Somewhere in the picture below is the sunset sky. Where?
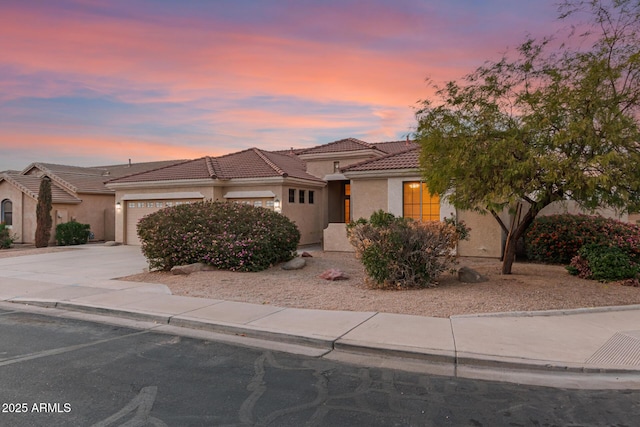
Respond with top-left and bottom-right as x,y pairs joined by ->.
0,0 -> 564,171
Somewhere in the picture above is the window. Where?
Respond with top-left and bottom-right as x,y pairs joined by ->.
309,191 -> 314,204
1,199 -> 12,226
137,202 -> 145,208
344,183 -> 350,223
156,202 -> 163,208
147,202 -> 154,208
128,202 -> 136,208
299,190 -> 305,203
288,189 -> 295,203
266,200 -> 275,208
403,182 -> 440,221
254,201 -> 263,207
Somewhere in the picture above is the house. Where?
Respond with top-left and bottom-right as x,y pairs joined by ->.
0,160 -> 182,244
6,136 -> 629,255
106,138 -> 417,246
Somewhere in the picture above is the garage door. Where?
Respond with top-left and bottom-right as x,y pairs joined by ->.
123,193 -> 204,245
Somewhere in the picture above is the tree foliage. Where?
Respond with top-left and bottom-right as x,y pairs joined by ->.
35,176 -> 53,248
415,0 -> 640,274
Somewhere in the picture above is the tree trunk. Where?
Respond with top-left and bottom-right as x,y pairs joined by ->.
501,232 -> 519,274
500,201 -> 542,275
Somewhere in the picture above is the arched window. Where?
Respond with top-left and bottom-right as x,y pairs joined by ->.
1,199 -> 12,226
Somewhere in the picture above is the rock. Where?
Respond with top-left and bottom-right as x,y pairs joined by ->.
281,257 -> 306,270
457,266 -> 488,283
103,241 -> 119,246
301,251 -> 313,258
171,263 -> 215,275
319,268 -> 350,281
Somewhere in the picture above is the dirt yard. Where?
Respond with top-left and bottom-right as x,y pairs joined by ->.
121,251 -> 640,318
2,245 -> 638,318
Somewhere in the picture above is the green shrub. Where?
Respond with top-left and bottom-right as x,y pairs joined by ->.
0,223 -> 14,249
567,244 -> 638,281
55,220 -> 91,246
137,201 -> 300,272
525,214 -> 640,264
347,211 -> 468,289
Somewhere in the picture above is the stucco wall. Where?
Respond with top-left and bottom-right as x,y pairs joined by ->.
350,179 -> 388,220
305,156 -> 375,179
282,185 -> 324,245
456,210 -> 504,258
61,193 -> 115,241
0,181 -> 27,242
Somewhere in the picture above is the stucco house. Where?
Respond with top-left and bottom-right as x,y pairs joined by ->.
5,137 -> 629,255
106,138 -> 420,247
0,160 -> 182,244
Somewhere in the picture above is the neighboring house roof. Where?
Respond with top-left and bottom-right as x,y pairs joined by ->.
341,146 -> 420,173
108,147 -> 325,184
18,160 -> 185,195
0,172 -> 81,204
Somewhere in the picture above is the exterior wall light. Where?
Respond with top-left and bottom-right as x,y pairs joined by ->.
274,198 -> 281,213
116,201 -> 122,210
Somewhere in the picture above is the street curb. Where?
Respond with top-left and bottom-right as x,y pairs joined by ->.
5,299 -> 640,377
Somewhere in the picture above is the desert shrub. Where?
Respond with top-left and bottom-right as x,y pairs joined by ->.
55,220 -> 91,246
347,210 -> 468,289
137,201 -> 300,272
526,214 -> 640,264
567,244 -> 638,281
0,223 -> 14,249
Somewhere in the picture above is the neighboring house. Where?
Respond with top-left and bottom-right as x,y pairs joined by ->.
0,160 -> 182,244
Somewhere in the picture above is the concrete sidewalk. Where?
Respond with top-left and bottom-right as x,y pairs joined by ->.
1,244 -> 640,389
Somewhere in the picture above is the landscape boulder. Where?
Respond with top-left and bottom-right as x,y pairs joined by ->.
281,257 -> 306,270
171,262 -> 216,275
457,266 -> 488,283
319,268 -> 349,281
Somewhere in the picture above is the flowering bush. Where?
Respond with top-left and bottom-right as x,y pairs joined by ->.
525,214 -> 640,264
347,210 -> 468,289
137,201 -> 300,271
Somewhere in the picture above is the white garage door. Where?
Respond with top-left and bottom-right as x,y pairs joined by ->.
123,193 -> 204,245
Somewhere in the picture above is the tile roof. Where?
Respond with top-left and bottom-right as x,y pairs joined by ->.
23,161 -> 185,194
296,138 -> 378,155
341,146 -> 420,172
108,148 -> 324,184
0,172 -> 81,204
371,140 -> 418,154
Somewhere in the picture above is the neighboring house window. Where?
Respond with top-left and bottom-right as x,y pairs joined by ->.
309,191 -> 314,204
299,190 -> 305,203
1,199 -> 12,226
403,182 -> 440,221
289,189 -> 295,203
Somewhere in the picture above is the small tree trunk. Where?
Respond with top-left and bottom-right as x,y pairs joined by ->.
501,233 -> 518,274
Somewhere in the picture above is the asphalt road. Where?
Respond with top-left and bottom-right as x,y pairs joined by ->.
1,308 -> 639,426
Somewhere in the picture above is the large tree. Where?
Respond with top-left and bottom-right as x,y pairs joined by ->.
415,0 -> 640,274
35,176 -> 53,248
